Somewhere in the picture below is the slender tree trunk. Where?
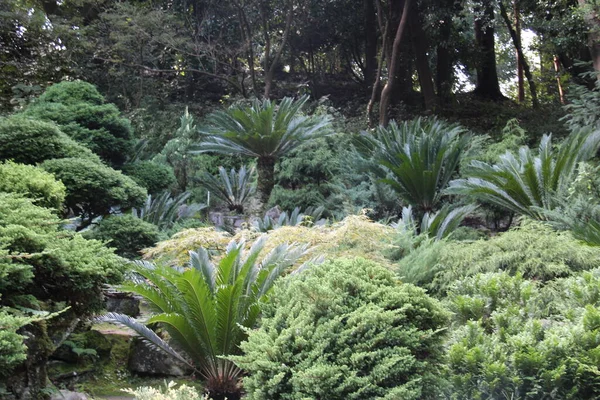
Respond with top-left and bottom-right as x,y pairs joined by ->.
379,0 -> 412,126
514,0 -> 525,102
236,2 -> 258,96
364,0 -> 378,91
473,1 -> 504,100
367,0 -> 388,127
578,0 -> 600,79
410,6 -> 436,111
263,0 -> 294,98
553,55 -> 566,104
499,1 -> 539,107
257,156 -> 276,208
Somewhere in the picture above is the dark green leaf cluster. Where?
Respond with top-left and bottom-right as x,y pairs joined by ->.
41,157 -> 147,225
0,115 -> 100,165
122,161 -> 177,195
24,81 -> 134,166
84,214 -> 161,259
234,258 -> 449,400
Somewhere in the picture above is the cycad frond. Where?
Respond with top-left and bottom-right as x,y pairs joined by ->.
197,165 -> 256,213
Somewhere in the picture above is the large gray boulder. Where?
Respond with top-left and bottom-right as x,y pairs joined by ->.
127,338 -> 193,377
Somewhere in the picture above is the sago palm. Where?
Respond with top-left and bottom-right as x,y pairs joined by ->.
101,237 -> 309,399
447,130 -> 600,220
132,191 -> 205,230
197,165 -> 256,214
354,117 -> 470,213
192,96 -> 332,205
394,204 -> 477,240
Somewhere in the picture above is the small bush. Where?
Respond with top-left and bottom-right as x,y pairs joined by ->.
85,215 -> 161,259
0,161 -> 66,210
124,381 -> 206,400
122,161 -> 176,195
234,258 -> 449,400
0,115 -> 100,164
41,158 -> 147,226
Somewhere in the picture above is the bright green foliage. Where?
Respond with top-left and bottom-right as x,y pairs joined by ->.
132,191 -> 205,231
446,271 -> 600,399
102,237 -> 309,398
122,161 -> 177,195
198,165 -> 256,213
448,130 -> 600,219
124,381 -> 207,400
433,221 -> 600,294
84,215 -> 161,259
194,96 -> 332,204
354,117 -> 470,213
234,258 -> 449,400
0,115 -> 100,164
0,161 -> 66,210
41,157 -> 147,227
0,311 -> 30,379
24,81 -> 134,166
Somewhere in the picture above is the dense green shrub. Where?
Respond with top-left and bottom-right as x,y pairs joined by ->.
446,271 -> 600,399
426,221 -> 600,294
0,193 -> 124,392
0,161 -> 66,210
122,161 -> 176,195
234,258 -> 449,400
0,115 -> 100,164
85,215 -> 160,259
24,81 -> 134,166
41,158 -> 147,227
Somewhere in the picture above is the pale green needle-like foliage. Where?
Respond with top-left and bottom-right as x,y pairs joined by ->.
101,237 -> 309,397
192,96 -> 332,204
197,165 -> 256,213
448,130 -> 600,220
355,117 -> 470,213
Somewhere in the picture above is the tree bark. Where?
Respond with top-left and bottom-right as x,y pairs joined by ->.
257,156 -> 276,208
364,0 -> 379,91
514,0 -> 525,102
499,0 -> 539,107
367,0 -> 388,127
473,1 -> 504,100
578,0 -> 600,79
379,0 -> 412,126
410,6 -> 436,111
263,0 -> 294,98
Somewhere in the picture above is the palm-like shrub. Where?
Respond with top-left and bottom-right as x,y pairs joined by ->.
448,130 -> 600,220
132,191 -> 205,231
197,165 -> 256,213
394,204 -> 476,240
193,96 -> 332,205
101,237 -> 309,399
354,118 -> 470,213
253,206 -> 325,232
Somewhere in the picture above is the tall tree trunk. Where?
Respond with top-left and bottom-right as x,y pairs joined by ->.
235,1 -> 258,96
498,0 -> 539,107
367,0 -> 388,127
554,55 -> 566,104
364,0 -> 378,92
473,1 -> 504,100
578,0 -> 600,79
379,0 -> 412,126
514,0 -> 525,102
257,156 -> 276,208
410,6 -> 436,111
263,0 -> 294,98
436,10 -> 454,105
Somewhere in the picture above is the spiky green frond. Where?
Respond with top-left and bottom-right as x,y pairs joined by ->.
192,96 -> 332,159
448,130 -> 600,219
132,191 -> 205,230
355,117 -> 470,212
394,204 -> 476,240
197,165 -> 256,213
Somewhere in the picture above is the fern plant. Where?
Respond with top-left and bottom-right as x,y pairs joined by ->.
101,237 -> 309,399
354,117 -> 470,213
132,191 -> 205,230
448,130 -> 600,220
197,165 -> 256,214
192,96 -> 332,205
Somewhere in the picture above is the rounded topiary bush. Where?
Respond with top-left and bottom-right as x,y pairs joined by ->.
0,115 -> 100,164
122,161 -> 176,195
0,161 -> 66,210
85,214 -> 160,259
234,258 -> 449,400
